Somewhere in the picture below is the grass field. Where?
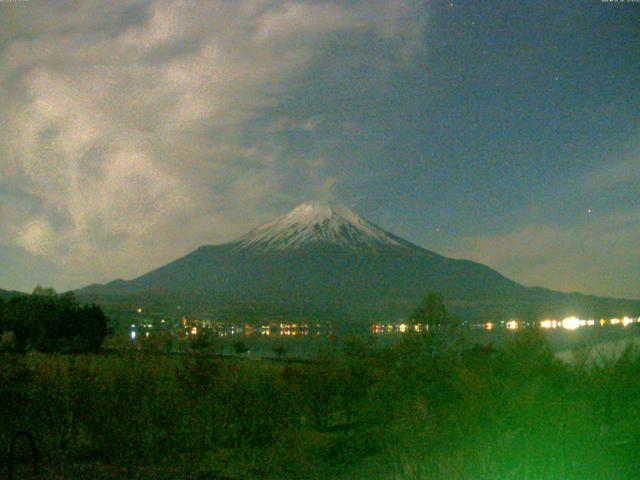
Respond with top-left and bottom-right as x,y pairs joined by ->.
2,326 -> 640,479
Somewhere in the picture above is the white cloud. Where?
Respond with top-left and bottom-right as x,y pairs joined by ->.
0,0 -> 426,288
18,218 -> 56,256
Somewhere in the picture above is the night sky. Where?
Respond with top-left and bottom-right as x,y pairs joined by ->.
1,0 -> 639,298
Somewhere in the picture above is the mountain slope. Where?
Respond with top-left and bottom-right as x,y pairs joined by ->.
78,201 -> 640,325
0,288 -> 26,302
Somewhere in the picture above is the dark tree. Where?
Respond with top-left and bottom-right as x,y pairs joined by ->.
233,339 -> 249,356
0,296 -> 4,334
32,285 -> 57,297
410,292 -> 454,328
188,331 -> 221,354
1,288 -> 110,353
72,303 -> 110,353
272,343 -> 288,358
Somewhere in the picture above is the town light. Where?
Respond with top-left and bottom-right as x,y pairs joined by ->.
561,316 -> 581,330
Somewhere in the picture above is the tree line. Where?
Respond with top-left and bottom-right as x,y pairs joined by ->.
0,286 -> 110,353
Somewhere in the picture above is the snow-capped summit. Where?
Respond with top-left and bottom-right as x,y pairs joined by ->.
233,200 -> 406,251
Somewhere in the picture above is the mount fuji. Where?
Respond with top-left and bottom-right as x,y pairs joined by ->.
78,201 -> 640,326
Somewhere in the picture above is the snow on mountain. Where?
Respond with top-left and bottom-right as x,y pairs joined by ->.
233,201 -> 406,251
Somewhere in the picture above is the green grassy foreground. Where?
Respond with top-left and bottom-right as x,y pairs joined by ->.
1,329 -> 640,479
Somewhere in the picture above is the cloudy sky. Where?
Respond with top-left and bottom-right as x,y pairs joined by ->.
1,0 -> 639,299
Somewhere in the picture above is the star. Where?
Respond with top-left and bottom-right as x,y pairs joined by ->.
587,208 -> 592,214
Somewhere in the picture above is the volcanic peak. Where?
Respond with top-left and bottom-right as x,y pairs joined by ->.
233,200 -> 405,251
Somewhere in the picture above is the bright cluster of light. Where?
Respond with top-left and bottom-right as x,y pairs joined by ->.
540,319 -> 557,329
561,316 -> 582,330
609,317 -> 635,326
539,316 -> 637,330
371,315 -> 639,334
371,323 -> 426,334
